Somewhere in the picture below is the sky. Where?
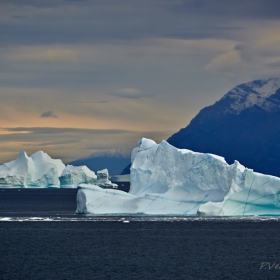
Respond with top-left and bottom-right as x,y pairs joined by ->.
0,0 -> 280,163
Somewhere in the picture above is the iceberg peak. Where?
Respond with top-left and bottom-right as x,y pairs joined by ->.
15,150 -> 29,162
137,138 -> 156,150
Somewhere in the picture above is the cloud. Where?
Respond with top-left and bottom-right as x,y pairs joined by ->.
3,0 -> 278,48
40,110 -> 58,118
108,88 -> 156,99
4,127 -> 129,135
3,46 -> 78,63
267,61 -> 280,68
203,21 -> 280,83
66,100 -> 109,104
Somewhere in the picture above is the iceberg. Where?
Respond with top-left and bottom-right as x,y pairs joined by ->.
76,138 -> 280,216
59,165 -> 97,188
96,169 -> 118,189
75,138 -> 238,214
0,151 -> 118,189
0,150 -> 65,188
59,166 -> 117,189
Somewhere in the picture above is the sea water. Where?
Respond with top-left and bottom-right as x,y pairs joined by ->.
0,188 -> 280,279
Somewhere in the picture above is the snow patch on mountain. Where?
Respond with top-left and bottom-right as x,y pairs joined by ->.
222,78 -> 280,114
90,148 -> 132,158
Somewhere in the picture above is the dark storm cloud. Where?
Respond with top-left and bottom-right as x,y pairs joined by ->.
2,0 -> 280,47
40,110 -> 58,118
172,0 -> 280,21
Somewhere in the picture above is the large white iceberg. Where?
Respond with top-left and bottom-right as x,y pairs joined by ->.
76,138 -> 280,216
0,151 -> 65,188
74,139 -> 233,214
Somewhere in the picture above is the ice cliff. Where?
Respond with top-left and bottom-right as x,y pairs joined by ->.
198,169 -> 280,216
76,138 -> 280,216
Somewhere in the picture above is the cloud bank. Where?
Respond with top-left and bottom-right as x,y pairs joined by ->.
0,0 -> 280,162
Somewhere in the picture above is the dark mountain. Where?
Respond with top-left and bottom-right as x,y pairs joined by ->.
168,78 -> 280,177
120,164 -> 131,175
69,149 -> 131,176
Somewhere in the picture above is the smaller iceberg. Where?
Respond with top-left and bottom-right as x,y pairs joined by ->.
0,151 -> 118,189
96,169 -> 118,189
59,166 -> 117,189
59,165 -> 97,188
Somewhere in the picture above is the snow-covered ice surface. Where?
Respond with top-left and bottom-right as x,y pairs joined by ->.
76,138 -> 280,216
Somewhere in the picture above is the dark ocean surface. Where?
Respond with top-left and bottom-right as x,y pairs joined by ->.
1,187 -> 280,279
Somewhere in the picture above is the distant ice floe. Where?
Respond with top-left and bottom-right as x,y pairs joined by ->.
76,138 -> 280,216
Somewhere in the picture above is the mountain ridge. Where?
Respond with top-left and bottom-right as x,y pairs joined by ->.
168,78 -> 280,177
69,149 -> 131,176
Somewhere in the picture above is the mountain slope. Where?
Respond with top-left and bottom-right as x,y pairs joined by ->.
168,78 -> 280,177
69,149 -> 131,176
